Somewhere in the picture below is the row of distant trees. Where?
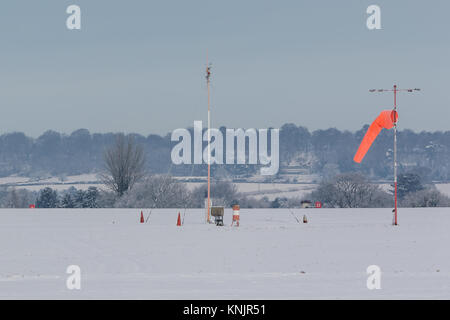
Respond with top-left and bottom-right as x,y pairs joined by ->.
0,124 -> 449,180
264,172 -> 450,209
309,172 -> 450,208
0,133 -> 449,209
2,172 -> 449,209
0,186 -> 106,209
280,124 -> 450,182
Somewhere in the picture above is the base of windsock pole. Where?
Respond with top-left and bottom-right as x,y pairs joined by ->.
231,205 -> 240,227
140,211 -> 144,223
177,212 -> 182,226
303,215 -> 308,224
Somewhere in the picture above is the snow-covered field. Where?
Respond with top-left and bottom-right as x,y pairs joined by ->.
1,208 -> 449,299
0,174 -> 101,191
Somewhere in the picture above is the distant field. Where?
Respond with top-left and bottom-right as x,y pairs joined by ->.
1,175 -> 450,200
0,175 -> 317,199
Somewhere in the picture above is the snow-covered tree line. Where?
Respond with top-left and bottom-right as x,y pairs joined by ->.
0,186 -> 106,209
1,172 -> 448,209
0,125 -> 450,181
306,172 -> 450,208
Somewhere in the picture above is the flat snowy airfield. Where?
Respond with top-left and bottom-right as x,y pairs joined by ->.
0,208 -> 449,299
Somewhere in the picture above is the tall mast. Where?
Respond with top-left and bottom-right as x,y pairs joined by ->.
206,53 -> 211,223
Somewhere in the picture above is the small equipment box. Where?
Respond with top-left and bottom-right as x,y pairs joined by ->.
210,206 -> 225,226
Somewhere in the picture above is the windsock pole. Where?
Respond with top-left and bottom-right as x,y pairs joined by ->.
369,85 -> 420,226
393,85 -> 398,226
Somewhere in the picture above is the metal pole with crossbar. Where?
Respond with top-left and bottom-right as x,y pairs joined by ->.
369,85 -> 420,225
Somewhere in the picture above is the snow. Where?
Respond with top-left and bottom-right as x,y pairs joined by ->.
0,174 -> 103,191
185,182 -> 317,200
436,184 -> 450,197
1,208 -> 449,299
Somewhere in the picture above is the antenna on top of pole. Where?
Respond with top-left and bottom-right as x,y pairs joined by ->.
369,85 -> 421,226
206,63 -> 211,84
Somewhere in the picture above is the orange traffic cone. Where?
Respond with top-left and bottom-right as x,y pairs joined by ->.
177,212 -> 182,226
140,211 -> 144,223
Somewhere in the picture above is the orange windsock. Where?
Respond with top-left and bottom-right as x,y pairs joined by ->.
353,110 -> 398,163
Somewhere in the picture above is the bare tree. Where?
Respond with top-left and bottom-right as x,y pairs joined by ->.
102,134 -> 146,197
402,188 -> 450,207
5,188 -> 36,208
115,175 -> 192,208
311,173 -> 391,208
191,180 -> 240,207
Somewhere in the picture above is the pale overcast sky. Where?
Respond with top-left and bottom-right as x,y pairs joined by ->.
0,0 -> 449,137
